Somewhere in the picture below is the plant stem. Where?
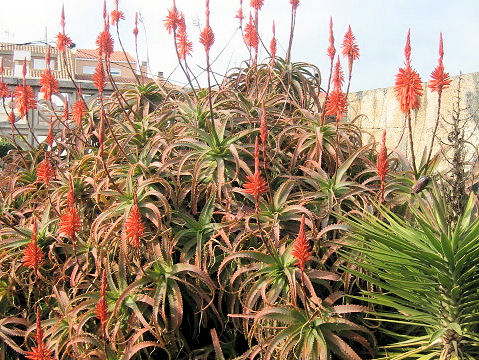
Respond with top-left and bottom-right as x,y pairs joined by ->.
426,94 -> 442,168
407,111 -> 418,177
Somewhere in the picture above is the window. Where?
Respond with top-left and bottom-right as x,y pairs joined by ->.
33,58 -> 46,70
110,68 -> 121,76
14,63 -> 28,77
82,66 -> 95,75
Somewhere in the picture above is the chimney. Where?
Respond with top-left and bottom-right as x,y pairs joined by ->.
140,61 -> 147,78
157,71 -> 164,81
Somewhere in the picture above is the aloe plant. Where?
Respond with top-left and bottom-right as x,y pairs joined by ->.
344,182 -> 479,359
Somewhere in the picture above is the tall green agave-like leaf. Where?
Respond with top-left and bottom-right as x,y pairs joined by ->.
343,182 -> 479,359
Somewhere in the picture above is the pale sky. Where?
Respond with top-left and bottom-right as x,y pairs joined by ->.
1,0 -> 478,92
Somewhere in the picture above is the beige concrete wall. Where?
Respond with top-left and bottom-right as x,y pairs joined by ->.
347,72 -> 479,167
75,58 -> 137,79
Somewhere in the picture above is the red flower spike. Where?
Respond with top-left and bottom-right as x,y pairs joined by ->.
46,122 -> 54,148
270,21 -> 277,61
125,194 -> 145,248
37,153 -> 54,185
291,214 -> 312,272
250,0 -> 264,10
56,33 -> 73,52
110,0 -> 124,26
8,95 -> 15,125
341,25 -> 359,75
332,57 -> 344,91
325,89 -> 347,121
164,2 -> 183,34
93,57 -> 105,95
438,32 -> 444,61
59,177 -> 81,239
429,33 -> 451,96
177,18 -> 193,60
22,220 -> 44,274
404,29 -> 411,66
200,0 -> 215,53
133,12 -> 139,39
96,269 -> 108,335
72,99 -> 86,126
22,58 -> 27,85
244,13 -> 259,50
377,130 -> 388,202
290,0 -> 299,10
96,30 -> 114,59
14,85 -> 36,119
60,5 -> 66,31
327,16 -> 335,61
236,0 -> 244,25
243,137 -> 268,209
25,307 -> 54,360
39,70 -> 58,102
59,207 -> 81,239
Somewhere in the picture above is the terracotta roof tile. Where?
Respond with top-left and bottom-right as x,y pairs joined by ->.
74,49 -> 136,63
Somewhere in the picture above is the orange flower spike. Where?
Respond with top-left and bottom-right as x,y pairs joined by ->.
22,220 -> 44,275
327,16 -> 336,61
37,153 -> 55,186
341,25 -> 359,76
14,67 -> 37,119
394,30 -> 423,114
93,57 -> 105,95
377,130 -> 388,202
270,21 -> 277,61
133,12 -> 139,40
56,5 -> 73,52
250,0 -> 264,10
164,0 -> 183,34
8,94 -> 15,126
125,193 -> 145,248
429,33 -> 451,96
200,0 -> 215,52
236,0 -> 244,26
46,121 -> 54,148
244,13 -> 259,50
25,307 -> 54,360
332,57 -> 344,91
0,58 -> 9,98
110,0 -> 124,26
177,17 -> 193,60
291,215 -> 312,272
95,269 -> 108,336
59,177 -> 81,239
39,48 -> 59,101
243,137 -> 268,209
96,29 -> 114,60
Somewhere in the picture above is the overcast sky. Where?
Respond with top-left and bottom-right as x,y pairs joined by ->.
1,0 -> 478,92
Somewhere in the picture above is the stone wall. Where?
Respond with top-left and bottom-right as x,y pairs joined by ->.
347,72 -> 479,168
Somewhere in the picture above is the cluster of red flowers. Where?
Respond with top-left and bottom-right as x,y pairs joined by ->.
0,58 -> 9,98
164,2 -> 183,35
22,220 -> 44,276
290,0 -> 300,10
200,0 -> 215,53
291,214 -> 312,272
236,0 -> 244,26
125,193 -> 145,248
93,57 -> 106,95
250,0 -> 264,11
25,308 -> 54,360
177,19 -> 193,60
394,30 -> 423,114
59,177 -> 82,240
